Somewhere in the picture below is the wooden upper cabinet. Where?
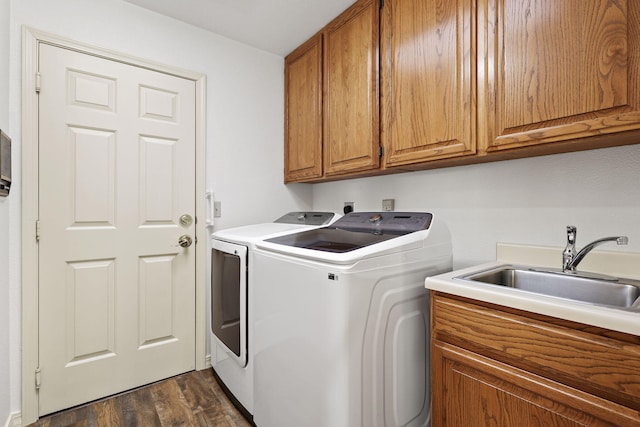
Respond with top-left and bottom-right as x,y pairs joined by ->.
285,0 -> 640,183
284,34 -> 323,183
381,0 -> 476,167
481,0 -> 640,152
323,0 -> 380,176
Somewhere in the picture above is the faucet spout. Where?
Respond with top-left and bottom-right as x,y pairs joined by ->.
563,229 -> 628,272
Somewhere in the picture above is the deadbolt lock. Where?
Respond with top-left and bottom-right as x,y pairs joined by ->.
179,214 -> 193,227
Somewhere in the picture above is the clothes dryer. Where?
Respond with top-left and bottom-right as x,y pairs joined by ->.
209,211 -> 340,418
252,212 -> 452,427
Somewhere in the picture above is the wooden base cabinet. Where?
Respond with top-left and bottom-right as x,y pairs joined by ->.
431,293 -> 640,427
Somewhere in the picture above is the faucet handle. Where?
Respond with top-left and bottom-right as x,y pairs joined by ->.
563,225 -> 577,271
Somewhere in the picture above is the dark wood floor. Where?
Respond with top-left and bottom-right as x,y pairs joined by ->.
29,369 -> 253,427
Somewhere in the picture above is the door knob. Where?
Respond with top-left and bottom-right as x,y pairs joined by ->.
178,235 -> 193,248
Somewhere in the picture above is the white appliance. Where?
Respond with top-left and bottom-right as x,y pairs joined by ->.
209,211 -> 340,418
252,212 -> 452,427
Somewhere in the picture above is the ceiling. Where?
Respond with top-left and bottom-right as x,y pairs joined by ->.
124,0 -> 358,57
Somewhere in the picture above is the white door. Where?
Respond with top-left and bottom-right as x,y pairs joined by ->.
37,43 -> 196,415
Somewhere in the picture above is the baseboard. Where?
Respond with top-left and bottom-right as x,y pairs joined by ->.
205,354 -> 212,369
4,412 -> 21,427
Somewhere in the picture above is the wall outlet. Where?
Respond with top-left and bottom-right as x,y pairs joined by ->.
214,201 -> 222,217
344,201 -> 354,214
382,199 -> 395,211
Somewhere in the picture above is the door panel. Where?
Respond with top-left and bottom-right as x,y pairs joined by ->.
381,0 -> 476,166
138,254 -> 179,347
483,0 -> 640,151
284,34 -> 324,182
65,259 -> 116,365
38,43 -> 196,415
323,0 -> 380,176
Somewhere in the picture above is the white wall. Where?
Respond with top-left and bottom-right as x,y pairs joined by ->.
313,144 -> 640,269
5,0 -> 640,423
6,0 -> 311,419
1,0 -> 12,423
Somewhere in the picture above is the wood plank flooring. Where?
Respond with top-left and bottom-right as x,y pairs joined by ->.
28,369 -> 253,427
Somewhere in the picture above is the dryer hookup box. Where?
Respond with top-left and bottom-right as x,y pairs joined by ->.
0,130 -> 11,196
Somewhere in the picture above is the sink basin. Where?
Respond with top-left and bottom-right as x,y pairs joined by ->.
457,266 -> 640,309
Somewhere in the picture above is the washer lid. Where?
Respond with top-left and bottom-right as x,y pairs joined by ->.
263,212 -> 433,253
211,211 -> 341,245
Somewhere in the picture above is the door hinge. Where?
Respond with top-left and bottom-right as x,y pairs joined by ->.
35,367 -> 41,390
379,0 -> 384,9
379,145 -> 384,157
35,72 -> 41,93
35,220 -> 41,242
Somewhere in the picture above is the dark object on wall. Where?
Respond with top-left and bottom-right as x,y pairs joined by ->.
0,130 -> 11,196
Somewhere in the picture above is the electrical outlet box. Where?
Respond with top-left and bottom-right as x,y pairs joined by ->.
382,199 -> 395,211
344,202 -> 354,214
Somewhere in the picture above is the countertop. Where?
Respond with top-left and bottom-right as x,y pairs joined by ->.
425,243 -> 640,336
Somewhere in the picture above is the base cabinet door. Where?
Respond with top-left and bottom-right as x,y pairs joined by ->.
432,341 -> 640,427
431,293 -> 640,427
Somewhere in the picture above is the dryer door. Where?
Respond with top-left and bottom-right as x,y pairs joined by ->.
211,239 -> 248,367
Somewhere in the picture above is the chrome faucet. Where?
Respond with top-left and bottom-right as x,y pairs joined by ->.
562,226 -> 577,271
562,225 -> 628,272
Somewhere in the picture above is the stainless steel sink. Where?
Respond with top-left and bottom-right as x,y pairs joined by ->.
457,266 -> 640,309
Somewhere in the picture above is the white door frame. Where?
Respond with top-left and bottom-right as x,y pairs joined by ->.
21,27 -> 208,425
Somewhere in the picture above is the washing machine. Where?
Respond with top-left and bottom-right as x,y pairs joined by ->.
209,211 -> 340,418
252,212 -> 452,427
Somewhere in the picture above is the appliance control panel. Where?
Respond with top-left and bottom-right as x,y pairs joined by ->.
274,211 -> 337,226
332,212 -> 433,234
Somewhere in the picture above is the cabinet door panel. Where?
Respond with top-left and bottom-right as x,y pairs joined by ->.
483,0 -> 640,151
324,0 -> 380,176
284,35 -> 323,182
432,293 -> 640,411
382,0 -> 476,167
432,341 -> 640,427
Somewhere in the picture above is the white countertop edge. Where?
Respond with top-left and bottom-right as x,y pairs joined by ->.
425,261 -> 640,337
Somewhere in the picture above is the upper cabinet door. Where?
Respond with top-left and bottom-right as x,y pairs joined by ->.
482,0 -> 640,152
382,0 -> 476,167
323,0 -> 380,177
284,34 -> 324,183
